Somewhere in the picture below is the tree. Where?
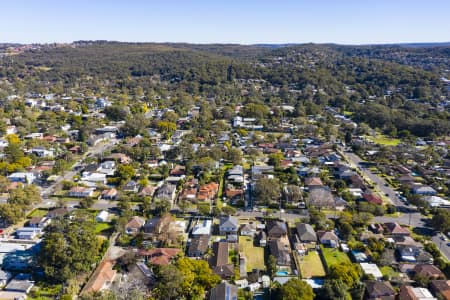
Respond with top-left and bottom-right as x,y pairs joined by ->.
0,203 -> 24,225
255,177 -> 280,206
267,255 -> 277,278
320,279 -> 348,300
329,263 -> 362,288
268,152 -> 284,168
227,148 -> 243,165
279,278 -> 314,300
431,209 -> 450,233
175,257 -> 220,299
39,219 -> 101,282
155,264 -> 184,300
103,106 -> 129,121
283,185 -> 303,204
115,165 -> 135,185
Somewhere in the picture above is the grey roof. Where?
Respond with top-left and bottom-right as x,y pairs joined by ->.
5,279 -> 34,293
296,223 -> 317,242
220,216 -> 238,228
210,282 -> 238,300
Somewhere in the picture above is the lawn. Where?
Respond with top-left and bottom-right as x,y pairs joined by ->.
366,134 -> 401,146
299,251 -> 326,278
29,283 -> 62,300
27,208 -> 49,218
95,222 -> 113,235
380,266 -> 399,279
321,246 -> 351,268
239,236 -> 265,272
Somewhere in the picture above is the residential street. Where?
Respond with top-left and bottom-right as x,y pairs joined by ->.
340,148 -> 449,259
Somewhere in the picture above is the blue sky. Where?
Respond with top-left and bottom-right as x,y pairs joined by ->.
1,0 -> 449,44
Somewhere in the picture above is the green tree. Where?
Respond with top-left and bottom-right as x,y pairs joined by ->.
267,255 -> 277,278
320,279 -> 348,300
431,209 -> 450,233
115,165 -> 135,185
154,264 -> 184,300
268,152 -> 284,168
279,278 -> 314,300
39,219 -> 101,282
329,263 -> 362,288
255,177 -> 280,206
227,148 -> 243,165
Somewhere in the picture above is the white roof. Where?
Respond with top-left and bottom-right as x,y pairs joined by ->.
192,220 -> 212,235
409,287 -> 436,300
360,263 -> 383,279
96,210 -> 109,219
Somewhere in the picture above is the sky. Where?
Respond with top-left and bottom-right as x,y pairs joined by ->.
1,0 -> 449,45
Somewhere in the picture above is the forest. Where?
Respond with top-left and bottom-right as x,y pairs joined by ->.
1,41 -> 449,137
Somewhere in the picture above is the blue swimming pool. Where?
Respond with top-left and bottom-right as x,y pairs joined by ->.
275,271 -> 289,276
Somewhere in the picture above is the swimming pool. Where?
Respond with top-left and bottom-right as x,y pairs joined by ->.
275,271 -> 289,276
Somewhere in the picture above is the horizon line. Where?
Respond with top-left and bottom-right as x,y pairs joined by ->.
2,40 -> 450,47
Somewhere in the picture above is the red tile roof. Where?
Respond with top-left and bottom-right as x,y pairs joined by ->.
138,248 -> 180,265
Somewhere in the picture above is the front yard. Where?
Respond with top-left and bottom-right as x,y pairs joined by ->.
239,236 -> 265,272
321,246 -> 351,269
298,250 -> 326,278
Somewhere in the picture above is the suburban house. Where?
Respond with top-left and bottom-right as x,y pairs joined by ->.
430,280 -> 450,300
154,183 -> 177,205
317,231 -> 339,248
412,185 -> 437,196
27,216 -> 51,228
365,281 -> 396,300
209,242 -> 234,279
219,216 -> 238,236
398,246 -> 433,263
266,220 -> 287,239
296,223 -> 317,243
125,216 -> 146,235
81,260 -> 117,295
8,172 -> 36,184
384,222 -> 410,236
123,180 -> 139,193
269,239 -> 291,267
68,186 -> 95,198
363,193 -> 383,205
46,207 -> 69,219
16,227 -> 42,240
187,235 -> 210,257
101,188 -> 118,200
209,282 -> 238,300
197,182 -> 219,202
138,248 -> 180,266
399,285 -> 437,300
414,264 -> 445,279
360,263 -> 383,280
308,186 -> 336,208
81,172 -> 107,184
239,223 -> 257,237
96,210 -> 109,223
192,220 -> 212,236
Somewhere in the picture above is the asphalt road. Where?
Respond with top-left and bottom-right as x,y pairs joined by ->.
432,234 -> 450,261
340,149 -> 450,260
39,139 -> 118,201
342,150 -> 404,207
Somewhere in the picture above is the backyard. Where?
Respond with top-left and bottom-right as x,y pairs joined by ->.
239,236 -> 265,272
298,250 -> 326,278
321,246 -> 351,268
27,208 -> 49,218
365,134 -> 401,146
